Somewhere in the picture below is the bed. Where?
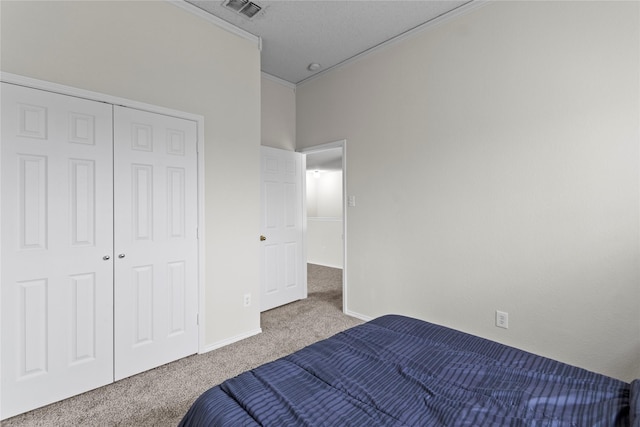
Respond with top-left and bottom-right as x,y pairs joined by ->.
179,314 -> 639,426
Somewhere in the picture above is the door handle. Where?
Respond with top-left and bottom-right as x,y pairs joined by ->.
103,255 -> 111,261
260,235 -> 266,241
118,253 -> 126,259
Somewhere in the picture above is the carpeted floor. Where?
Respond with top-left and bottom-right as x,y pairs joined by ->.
3,264 -> 363,427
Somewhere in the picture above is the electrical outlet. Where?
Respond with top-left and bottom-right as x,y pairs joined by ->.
243,293 -> 251,307
496,310 -> 509,329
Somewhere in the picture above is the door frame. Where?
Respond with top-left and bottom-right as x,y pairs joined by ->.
297,140 -> 348,314
0,72 -> 206,359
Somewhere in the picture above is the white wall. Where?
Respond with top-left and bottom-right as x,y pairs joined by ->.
306,170 -> 343,218
307,170 -> 343,267
307,219 -> 343,269
261,75 -> 296,150
297,1 -> 640,382
1,1 -> 262,347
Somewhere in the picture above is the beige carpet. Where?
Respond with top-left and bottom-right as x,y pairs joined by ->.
3,264 -> 363,427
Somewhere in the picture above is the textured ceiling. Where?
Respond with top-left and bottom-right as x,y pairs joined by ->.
186,0 -> 472,84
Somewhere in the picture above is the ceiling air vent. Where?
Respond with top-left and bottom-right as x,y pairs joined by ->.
223,0 -> 262,19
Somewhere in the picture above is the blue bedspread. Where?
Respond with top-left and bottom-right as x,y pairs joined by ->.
180,315 -> 638,426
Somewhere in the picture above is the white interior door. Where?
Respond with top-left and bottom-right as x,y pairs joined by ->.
1,83 -> 114,419
260,147 -> 306,311
113,106 -> 198,380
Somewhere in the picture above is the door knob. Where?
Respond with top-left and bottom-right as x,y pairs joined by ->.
260,235 -> 266,241
103,255 -> 111,260
118,253 -> 126,258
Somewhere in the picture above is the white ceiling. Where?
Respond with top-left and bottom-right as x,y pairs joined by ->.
306,147 -> 343,171
185,0 -> 473,85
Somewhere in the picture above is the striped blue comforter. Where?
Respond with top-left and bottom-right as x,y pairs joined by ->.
180,315 -> 639,426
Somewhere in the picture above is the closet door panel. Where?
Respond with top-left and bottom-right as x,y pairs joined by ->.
113,106 -> 198,381
1,83 -> 114,420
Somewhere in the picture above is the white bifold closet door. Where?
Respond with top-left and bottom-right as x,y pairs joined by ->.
0,83 -> 114,419
1,83 -> 199,419
113,106 -> 198,381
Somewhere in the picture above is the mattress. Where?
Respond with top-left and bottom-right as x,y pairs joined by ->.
180,315 -> 639,426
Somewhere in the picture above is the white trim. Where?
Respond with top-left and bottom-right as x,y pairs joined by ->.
0,72 -> 207,357
344,310 -> 373,323
301,153 -> 309,300
199,328 -> 263,354
261,72 -> 296,90
167,0 -> 262,49
297,0 -> 490,87
0,84 -> 3,421
298,140 -> 348,315
298,140 -> 346,155
196,116 -> 207,355
0,73 -> 203,123
341,141 -> 349,316
308,262 -> 343,270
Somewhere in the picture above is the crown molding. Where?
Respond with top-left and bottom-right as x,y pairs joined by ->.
168,0 -> 262,50
261,72 -> 296,90
297,0 -> 489,87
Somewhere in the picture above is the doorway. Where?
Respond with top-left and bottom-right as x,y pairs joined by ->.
299,140 -> 347,313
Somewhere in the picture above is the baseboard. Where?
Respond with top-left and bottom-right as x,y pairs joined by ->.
344,310 -> 373,322
199,328 -> 263,354
308,262 -> 343,269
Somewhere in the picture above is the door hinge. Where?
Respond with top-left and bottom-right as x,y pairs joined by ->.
196,313 -> 199,325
